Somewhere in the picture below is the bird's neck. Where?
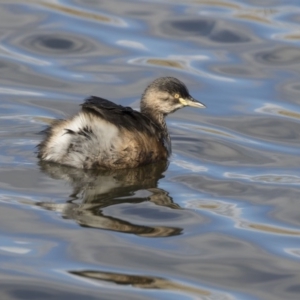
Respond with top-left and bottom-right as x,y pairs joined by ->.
141,107 -> 166,129
140,93 -> 167,129
141,107 -> 172,155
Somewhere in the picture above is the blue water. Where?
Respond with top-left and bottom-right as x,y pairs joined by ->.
1,1 -> 300,299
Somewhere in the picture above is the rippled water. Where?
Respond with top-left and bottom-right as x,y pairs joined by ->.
1,0 -> 300,299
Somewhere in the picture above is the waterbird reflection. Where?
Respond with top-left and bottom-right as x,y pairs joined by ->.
39,161 -> 182,237
69,270 -> 211,297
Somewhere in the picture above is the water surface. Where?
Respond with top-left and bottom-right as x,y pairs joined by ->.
1,0 -> 300,299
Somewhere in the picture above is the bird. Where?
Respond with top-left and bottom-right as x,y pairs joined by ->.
37,77 -> 206,169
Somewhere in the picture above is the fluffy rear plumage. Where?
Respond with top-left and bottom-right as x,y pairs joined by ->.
38,97 -> 168,169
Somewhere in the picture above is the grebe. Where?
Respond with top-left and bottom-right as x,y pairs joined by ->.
38,77 -> 205,169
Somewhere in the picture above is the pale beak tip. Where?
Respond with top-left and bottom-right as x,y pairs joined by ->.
196,102 -> 206,108
189,97 -> 206,109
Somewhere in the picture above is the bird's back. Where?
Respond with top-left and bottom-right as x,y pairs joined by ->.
38,97 -> 169,169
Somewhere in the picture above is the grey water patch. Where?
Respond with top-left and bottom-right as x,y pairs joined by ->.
226,172 -> 300,185
160,18 -> 254,44
254,46 -> 300,66
210,64 -> 269,78
0,59 -> 68,89
165,19 -> 215,37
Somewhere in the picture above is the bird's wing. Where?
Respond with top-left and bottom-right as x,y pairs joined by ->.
81,96 -> 157,134
82,96 -> 134,114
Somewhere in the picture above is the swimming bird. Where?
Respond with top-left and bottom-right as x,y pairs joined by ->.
38,77 -> 205,169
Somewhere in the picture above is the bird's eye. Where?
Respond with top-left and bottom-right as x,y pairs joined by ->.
174,93 -> 179,99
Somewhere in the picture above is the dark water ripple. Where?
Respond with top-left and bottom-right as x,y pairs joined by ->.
20,33 -> 97,55
1,1 -> 300,300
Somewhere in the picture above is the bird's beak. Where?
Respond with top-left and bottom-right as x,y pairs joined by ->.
179,96 -> 206,108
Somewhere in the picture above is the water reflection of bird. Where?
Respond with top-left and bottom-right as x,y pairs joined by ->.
38,77 -> 205,169
38,161 -> 182,237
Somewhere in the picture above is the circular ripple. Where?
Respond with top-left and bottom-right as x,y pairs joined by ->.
38,37 -> 74,50
17,32 -> 96,56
